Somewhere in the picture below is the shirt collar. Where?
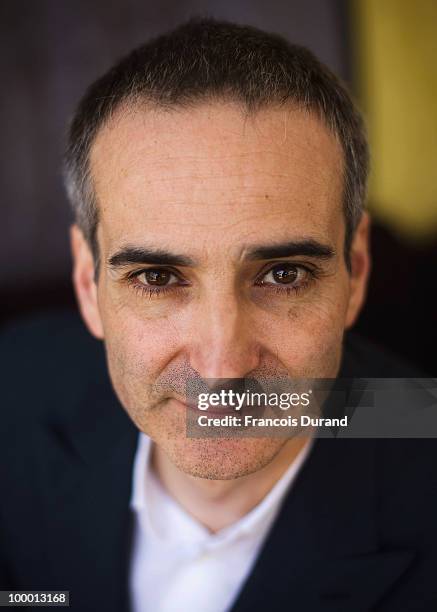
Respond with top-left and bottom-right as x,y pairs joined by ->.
130,433 -> 313,547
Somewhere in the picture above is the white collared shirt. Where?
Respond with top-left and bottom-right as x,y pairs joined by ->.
129,434 -> 313,612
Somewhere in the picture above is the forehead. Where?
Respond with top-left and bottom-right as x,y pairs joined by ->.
90,102 -> 345,256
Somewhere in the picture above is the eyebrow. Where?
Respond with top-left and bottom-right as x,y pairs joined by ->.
108,239 -> 335,269
245,239 -> 335,261
108,247 -> 195,268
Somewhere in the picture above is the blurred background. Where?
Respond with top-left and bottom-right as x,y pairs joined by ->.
1,0 -> 436,374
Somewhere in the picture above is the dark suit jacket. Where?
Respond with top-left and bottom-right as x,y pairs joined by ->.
1,312 -> 436,611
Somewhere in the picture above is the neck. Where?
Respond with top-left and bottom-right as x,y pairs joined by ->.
151,437 -> 311,533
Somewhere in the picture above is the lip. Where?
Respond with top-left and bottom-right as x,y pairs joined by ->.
172,398 -> 237,416
171,397 -> 265,417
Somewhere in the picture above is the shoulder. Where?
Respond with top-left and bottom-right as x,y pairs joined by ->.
0,310 -> 107,429
340,332 -> 436,492
341,331 -> 425,377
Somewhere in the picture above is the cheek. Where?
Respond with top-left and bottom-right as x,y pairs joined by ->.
99,278 -> 182,364
264,289 -> 349,377
108,317 -> 179,368
100,304 -> 182,408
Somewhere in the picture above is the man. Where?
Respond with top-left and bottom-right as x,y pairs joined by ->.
1,18 -> 436,612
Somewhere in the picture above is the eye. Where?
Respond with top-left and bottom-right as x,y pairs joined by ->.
257,263 -> 311,288
136,268 -> 180,287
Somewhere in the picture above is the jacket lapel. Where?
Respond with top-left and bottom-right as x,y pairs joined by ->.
37,362 -> 138,612
230,438 -> 415,612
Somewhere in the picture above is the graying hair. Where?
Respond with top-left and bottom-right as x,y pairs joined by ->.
63,18 -> 369,270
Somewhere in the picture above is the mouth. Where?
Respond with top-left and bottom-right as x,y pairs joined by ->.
170,397 -> 266,417
171,398 -> 235,416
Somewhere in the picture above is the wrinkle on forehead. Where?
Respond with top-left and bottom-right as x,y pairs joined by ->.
90,100 -> 344,188
90,101 -> 345,255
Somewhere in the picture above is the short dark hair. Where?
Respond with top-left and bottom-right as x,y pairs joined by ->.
64,18 -> 369,268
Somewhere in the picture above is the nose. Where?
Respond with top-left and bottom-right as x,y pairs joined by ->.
187,293 -> 261,379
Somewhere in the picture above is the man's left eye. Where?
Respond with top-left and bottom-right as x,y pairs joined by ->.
259,264 -> 307,286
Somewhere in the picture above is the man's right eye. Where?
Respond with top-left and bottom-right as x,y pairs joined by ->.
136,269 -> 179,287
125,268 -> 186,297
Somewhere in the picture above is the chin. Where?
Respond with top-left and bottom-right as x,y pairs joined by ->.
158,435 -> 287,480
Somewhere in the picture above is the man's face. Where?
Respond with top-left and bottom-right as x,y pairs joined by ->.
72,102 -> 370,479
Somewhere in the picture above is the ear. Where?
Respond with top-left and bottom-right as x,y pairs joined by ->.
345,212 -> 371,330
70,225 -> 104,339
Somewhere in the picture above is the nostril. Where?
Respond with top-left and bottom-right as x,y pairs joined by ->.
206,377 -> 265,396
